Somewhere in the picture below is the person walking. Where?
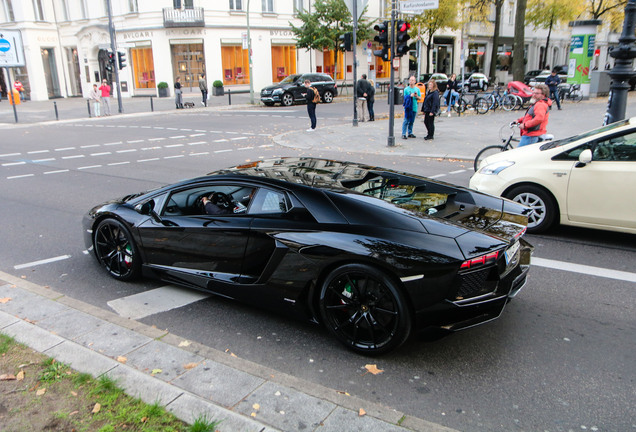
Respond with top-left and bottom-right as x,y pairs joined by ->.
422,80 -> 440,140
443,74 -> 459,117
13,80 -> 25,100
98,79 -> 111,116
174,77 -> 183,109
402,76 -> 421,139
367,79 -> 376,121
516,83 -> 552,147
89,83 -> 101,117
356,74 -> 371,122
198,74 -> 208,106
545,69 -> 562,110
304,79 -> 319,131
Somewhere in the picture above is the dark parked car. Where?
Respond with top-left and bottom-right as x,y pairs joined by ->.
84,158 -> 533,355
418,73 -> 449,92
260,73 -> 337,107
524,69 -> 548,84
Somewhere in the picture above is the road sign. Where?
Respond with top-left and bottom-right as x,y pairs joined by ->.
0,30 -> 25,67
343,0 -> 368,20
399,0 -> 439,13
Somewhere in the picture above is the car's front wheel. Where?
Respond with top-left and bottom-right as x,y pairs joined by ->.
93,218 -> 141,281
505,185 -> 557,233
322,90 -> 334,103
281,93 -> 294,107
319,264 -> 412,355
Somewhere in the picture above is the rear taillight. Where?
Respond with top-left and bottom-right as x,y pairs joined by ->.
460,251 -> 499,270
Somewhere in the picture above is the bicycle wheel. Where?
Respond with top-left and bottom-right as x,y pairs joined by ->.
454,98 -> 467,113
474,97 -> 490,115
570,90 -> 583,102
474,145 -> 506,171
502,94 -> 517,111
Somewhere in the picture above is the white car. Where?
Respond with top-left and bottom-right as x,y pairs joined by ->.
469,119 -> 636,234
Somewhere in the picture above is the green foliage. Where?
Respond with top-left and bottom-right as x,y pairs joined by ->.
0,334 -> 14,354
157,82 -> 169,89
189,415 -> 222,432
526,0 -> 584,30
39,358 -> 70,383
212,80 -> 223,87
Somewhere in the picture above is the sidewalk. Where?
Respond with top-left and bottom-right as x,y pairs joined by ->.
0,271 -> 456,432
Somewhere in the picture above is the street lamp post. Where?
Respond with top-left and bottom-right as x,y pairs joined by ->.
604,0 -> 636,125
247,0 -> 254,104
106,0 -> 123,114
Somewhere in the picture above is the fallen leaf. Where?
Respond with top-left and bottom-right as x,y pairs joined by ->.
336,390 -> 351,396
69,410 -> 79,416
0,374 -> 16,381
359,408 -> 367,417
36,388 -> 46,396
141,416 -> 148,423
16,370 -> 24,381
178,340 -> 191,347
117,356 -> 127,364
183,362 -> 198,370
92,403 -> 101,414
71,391 -> 78,396
0,297 -> 11,303
252,403 -> 260,410
21,275 -> 27,279
364,364 -> 384,375
151,369 -> 162,375
230,353 -> 237,358
251,412 -> 257,417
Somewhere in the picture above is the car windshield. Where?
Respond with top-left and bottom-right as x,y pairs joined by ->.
280,74 -> 301,84
540,120 -> 631,150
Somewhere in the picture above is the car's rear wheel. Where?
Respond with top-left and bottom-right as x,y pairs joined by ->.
281,93 -> 294,106
322,90 -> 334,103
319,264 -> 411,355
505,185 -> 557,233
93,218 -> 140,281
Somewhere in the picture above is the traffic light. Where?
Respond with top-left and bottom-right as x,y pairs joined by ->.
118,51 -> 127,69
105,52 -> 115,72
339,32 -> 353,52
373,21 -> 390,61
395,20 -> 411,57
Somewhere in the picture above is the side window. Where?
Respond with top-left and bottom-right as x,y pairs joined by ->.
594,131 -> 636,161
553,143 -> 592,161
161,184 -> 255,216
249,188 -> 288,214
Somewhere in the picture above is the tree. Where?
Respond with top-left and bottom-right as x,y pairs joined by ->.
289,0 -> 373,80
586,0 -> 627,31
409,0 -> 462,74
512,0 -> 528,81
526,0 -> 585,69
469,0 -> 505,81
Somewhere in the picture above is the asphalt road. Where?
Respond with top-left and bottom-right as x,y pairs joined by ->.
1,103 -> 634,432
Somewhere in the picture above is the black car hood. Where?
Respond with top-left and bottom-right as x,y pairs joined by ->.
261,83 -> 293,91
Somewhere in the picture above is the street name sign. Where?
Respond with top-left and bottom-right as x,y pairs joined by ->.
399,0 -> 439,12
0,30 -> 25,67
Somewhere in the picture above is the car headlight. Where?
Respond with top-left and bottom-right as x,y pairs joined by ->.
272,88 -> 284,95
478,160 -> 515,175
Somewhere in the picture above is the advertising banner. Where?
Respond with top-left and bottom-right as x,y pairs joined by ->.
568,33 -> 595,85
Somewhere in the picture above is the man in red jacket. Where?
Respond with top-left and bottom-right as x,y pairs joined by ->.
516,84 -> 552,147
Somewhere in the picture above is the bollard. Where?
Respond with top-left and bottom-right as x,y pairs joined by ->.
228,88 -> 232,105
150,96 -> 154,112
54,101 -> 59,121
87,99 -> 92,118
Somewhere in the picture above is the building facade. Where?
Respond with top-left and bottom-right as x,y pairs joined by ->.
0,0 -> 620,102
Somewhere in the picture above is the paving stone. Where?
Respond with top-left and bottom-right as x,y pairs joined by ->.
0,311 -> 20,329
173,360 -> 264,408
318,406 -> 407,432
234,381 -> 336,432
37,308 -> 106,340
45,340 -> 119,377
73,321 -> 152,358
2,320 -> 64,352
0,291 -> 69,323
104,364 -> 184,406
124,339 -> 205,382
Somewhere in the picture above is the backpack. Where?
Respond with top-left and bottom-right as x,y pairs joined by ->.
311,87 -> 321,103
403,90 -> 413,110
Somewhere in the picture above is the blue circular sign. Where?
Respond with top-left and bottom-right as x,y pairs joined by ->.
0,38 -> 11,52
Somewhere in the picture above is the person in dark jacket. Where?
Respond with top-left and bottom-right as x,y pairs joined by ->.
545,69 -> 562,110
304,79 -> 318,131
422,80 -> 440,140
367,79 -> 376,121
356,74 -> 372,121
174,77 -> 183,109
443,73 -> 459,116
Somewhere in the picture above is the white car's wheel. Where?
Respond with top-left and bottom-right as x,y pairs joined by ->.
505,185 -> 557,233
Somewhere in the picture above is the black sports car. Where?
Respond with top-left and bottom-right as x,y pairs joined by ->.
84,158 -> 533,355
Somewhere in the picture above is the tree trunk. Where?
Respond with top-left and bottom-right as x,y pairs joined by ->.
488,0 -> 503,82
512,0 -> 527,81
426,34 -> 433,74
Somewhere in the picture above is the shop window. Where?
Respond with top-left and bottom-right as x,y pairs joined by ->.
221,45 -> 249,85
271,45 -> 296,82
171,43 -> 205,89
322,48 -> 343,80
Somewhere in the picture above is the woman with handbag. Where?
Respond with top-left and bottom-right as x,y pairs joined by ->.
422,80 -> 440,140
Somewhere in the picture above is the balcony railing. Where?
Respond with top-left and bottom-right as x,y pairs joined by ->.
163,7 -> 205,28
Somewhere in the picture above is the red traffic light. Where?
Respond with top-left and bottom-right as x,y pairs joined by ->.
399,22 -> 410,32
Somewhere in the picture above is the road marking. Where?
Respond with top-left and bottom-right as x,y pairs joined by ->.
0,153 -> 21,157
259,144 -> 273,148
44,169 -> 69,174
165,144 -> 184,148
78,165 -> 102,170
214,149 -> 232,153
28,150 -> 49,154
138,158 -> 160,162
214,139 -> 228,142
108,161 -> 130,166
532,257 -> 636,283
62,155 -> 85,159
56,147 -> 76,151
164,155 -> 184,159
148,138 -> 165,141
116,149 -> 137,153
7,174 -> 34,179
227,131 -> 239,134
190,152 -> 209,156
429,174 -> 446,178
449,169 -> 466,174
127,139 -> 144,144
170,135 -> 186,139
237,146 -> 254,151
104,141 -> 123,146
2,161 -> 26,166
107,285 -> 210,320
14,255 -> 71,270
190,133 -> 205,137
33,158 -> 55,162
231,137 -> 248,141
81,144 -> 100,149
91,152 -> 112,156
188,141 -> 207,146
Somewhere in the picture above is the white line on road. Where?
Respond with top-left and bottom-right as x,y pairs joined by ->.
165,144 -> 184,148
532,257 -> 636,283
7,174 -> 34,179
44,169 -> 69,174
2,161 -> 26,166
231,137 -> 248,141
214,149 -> 232,153
116,149 -> 137,153
14,255 -> 71,270
56,147 -> 76,152
189,133 -> 205,137
90,152 -> 112,156
27,150 -> 49,154
107,285 -> 209,320
190,152 -> 209,156
33,158 -> 55,162
138,158 -> 159,162
429,174 -> 446,178
78,165 -> 102,170
170,135 -> 186,139
164,155 -> 184,159
449,170 -> 466,174
187,141 -> 207,146
104,141 -> 123,146
62,155 -> 85,159
80,145 -> 100,149
108,161 -> 130,166
0,153 -> 21,157
127,140 -> 144,144
148,138 -> 165,141
213,139 -> 228,142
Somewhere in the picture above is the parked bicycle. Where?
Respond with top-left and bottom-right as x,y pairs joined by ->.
558,83 -> 583,103
473,86 -> 518,114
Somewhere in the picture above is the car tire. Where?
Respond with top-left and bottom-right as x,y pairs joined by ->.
505,185 -> 557,234
482,82 -> 488,91
93,218 -> 141,281
263,102 -> 275,107
281,93 -> 294,107
318,263 -> 412,355
322,90 -> 334,103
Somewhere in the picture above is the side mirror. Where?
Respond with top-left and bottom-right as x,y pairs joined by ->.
135,199 -> 162,223
576,149 -> 593,168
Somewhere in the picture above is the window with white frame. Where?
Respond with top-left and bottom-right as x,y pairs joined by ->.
33,0 -> 44,20
2,0 -> 15,21
129,0 -> 138,13
262,0 -> 273,12
293,0 -> 303,14
59,0 -> 69,21
230,0 -> 242,10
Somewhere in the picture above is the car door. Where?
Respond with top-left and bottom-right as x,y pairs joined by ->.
136,183 -> 253,292
292,75 -> 308,102
567,130 -> 636,229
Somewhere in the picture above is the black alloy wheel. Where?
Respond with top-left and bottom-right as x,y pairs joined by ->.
319,264 -> 412,355
93,219 -> 140,281
281,93 -> 294,106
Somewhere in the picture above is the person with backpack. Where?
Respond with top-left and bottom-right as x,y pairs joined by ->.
402,76 -> 421,139
422,80 -> 440,140
304,79 -> 320,131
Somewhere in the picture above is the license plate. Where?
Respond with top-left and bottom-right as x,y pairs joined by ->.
505,241 -> 520,265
